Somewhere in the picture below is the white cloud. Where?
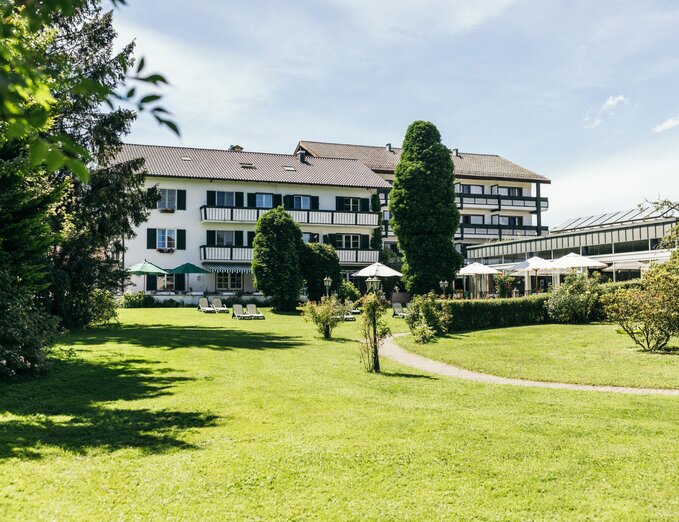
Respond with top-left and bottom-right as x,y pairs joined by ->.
652,115 -> 679,133
583,94 -> 628,129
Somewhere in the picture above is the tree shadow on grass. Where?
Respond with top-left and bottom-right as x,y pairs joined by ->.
380,371 -> 438,380
68,324 -> 305,351
0,356 -> 219,461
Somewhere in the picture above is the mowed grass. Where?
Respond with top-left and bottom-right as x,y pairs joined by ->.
398,323 -> 679,389
0,310 -> 678,520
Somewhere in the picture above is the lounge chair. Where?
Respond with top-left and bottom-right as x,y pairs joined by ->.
346,300 -> 361,315
246,303 -> 265,320
343,313 -> 356,322
198,297 -> 216,313
232,304 -> 251,319
392,302 -> 406,318
211,297 -> 229,313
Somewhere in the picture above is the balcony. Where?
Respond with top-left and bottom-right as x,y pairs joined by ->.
455,194 -> 549,213
457,223 -> 549,240
200,246 -> 379,264
200,206 -> 379,227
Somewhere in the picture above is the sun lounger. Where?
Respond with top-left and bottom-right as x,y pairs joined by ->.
211,297 -> 229,313
346,300 -> 361,314
392,302 -> 406,318
232,304 -> 251,319
198,297 -> 216,313
246,304 -> 265,320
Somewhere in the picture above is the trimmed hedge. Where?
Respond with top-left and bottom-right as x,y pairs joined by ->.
445,295 -> 550,332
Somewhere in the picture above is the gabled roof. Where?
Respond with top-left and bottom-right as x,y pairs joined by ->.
296,140 -> 551,183
113,144 -> 391,189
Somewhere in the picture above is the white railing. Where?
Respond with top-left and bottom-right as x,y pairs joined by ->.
337,250 -> 379,264
201,206 -> 378,227
201,246 -> 254,261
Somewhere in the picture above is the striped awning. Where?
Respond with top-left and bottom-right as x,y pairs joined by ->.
203,263 -> 252,273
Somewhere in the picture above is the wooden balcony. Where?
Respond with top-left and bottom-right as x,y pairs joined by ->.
200,246 -> 379,264
200,206 -> 379,227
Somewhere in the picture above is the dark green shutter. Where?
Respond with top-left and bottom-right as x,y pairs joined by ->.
146,275 -> 157,291
235,192 -> 244,207
310,196 -> 319,210
335,197 -> 344,211
177,190 -> 186,210
177,229 -> 186,250
360,235 -> 369,249
323,234 -> 329,244
234,231 -> 244,246
147,228 -> 157,249
207,190 -> 216,206
247,193 -> 256,208
206,230 -> 216,246
247,231 -> 255,246
328,234 -> 337,247
360,198 -> 370,212
283,195 -> 294,209
174,274 -> 186,291
273,194 -> 282,207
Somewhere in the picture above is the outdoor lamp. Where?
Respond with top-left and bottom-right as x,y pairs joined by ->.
366,276 -> 381,293
439,280 -> 448,296
323,276 -> 332,297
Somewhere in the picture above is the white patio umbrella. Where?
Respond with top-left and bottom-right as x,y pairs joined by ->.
510,256 -> 553,294
551,252 -> 607,270
352,262 -> 403,278
602,261 -> 646,272
458,263 -> 499,299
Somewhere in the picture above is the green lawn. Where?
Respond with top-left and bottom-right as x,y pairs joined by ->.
398,323 -> 679,389
2,310 -> 679,520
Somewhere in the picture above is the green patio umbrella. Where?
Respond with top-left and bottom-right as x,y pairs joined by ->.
126,260 -> 168,292
169,263 -> 210,292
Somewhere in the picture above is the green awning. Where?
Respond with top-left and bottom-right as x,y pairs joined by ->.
203,263 -> 252,273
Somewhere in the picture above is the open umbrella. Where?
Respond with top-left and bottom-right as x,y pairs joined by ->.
551,252 -> 607,270
352,262 -> 403,278
602,261 -> 647,272
126,260 -> 168,292
511,257 -> 553,294
169,263 -> 210,292
458,263 -> 499,299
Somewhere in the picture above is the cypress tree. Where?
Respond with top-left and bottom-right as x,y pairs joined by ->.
389,121 -> 462,294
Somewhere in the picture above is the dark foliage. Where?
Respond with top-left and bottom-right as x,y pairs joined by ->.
300,243 -> 341,302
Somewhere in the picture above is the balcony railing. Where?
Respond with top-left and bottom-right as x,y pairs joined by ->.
200,246 -> 379,264
455,194 -> 549,212
457,223 -> 548,239
200,206 -> 379,227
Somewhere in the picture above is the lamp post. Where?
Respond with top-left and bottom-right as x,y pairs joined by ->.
366,276 -> 382,294
439,280 -> 448,297
323,276 -> 332,297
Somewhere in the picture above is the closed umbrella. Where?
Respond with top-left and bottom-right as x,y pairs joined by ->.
126,260 -> 168,292
169,263 -> 211,292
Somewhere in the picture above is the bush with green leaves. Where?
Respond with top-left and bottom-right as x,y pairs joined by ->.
86,289 -> 119,325
603,257 -> 679,352
405,292 -> 454,339
411,321 -> 436,344
493,272 -> 516,298
302,296 -> 349,339
447,295 -> 550,332
546,272 -> 602,324
122,291 -> 156,308
300,242 -> 341,302
0,270 -> 60,378
359,293 -> 391,372
337,280 -> 361,303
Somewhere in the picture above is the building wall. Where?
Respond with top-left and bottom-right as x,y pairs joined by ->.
125,177 -> 381,293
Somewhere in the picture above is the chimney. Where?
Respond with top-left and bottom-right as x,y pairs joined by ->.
228,144 -> 243,152
452,148 -> 459,157
297,149 -> 307,163
385,143 -> 392,152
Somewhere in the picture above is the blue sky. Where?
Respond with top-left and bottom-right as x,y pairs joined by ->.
113,0 -> 679,226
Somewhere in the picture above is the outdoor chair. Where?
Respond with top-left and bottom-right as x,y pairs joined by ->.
246,303 -> 265,320
211,297 -> 229,313
346,300 -> 361,314
392,302 -> 406,318
232,304 -> 251,319
198,297 -> 216,313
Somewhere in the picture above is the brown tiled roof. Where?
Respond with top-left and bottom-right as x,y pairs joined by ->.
113,144 -> 391,189
296,140 -> 551,183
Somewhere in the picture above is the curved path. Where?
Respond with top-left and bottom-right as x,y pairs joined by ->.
382,334 -> 679,396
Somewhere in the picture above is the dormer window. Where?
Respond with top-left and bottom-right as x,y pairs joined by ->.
180,156 -> 192,161
239,162 -> 256,169
282,165 -> 296,171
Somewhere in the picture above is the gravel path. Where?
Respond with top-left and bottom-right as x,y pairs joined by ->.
382,333 -> 679,396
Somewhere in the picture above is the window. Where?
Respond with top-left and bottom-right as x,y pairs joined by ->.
160,274 -> 175,290
343,197 -> 360,212
157,189 -> 177,209
294,195 -> 311,210
493,216 -> 523,227
498,186 -> 523,197
256,193 -> 273,208
302,232 -> 319,243
239,162 -> 256,169
282,165 -> 296,171
337,234 -> 359,249
216,272 -> 243,290
215,230 -> 234,246
157,228 -> 176,249
216,191 -> 235,207
462,215 -> 484,225
460,185 -> 483,195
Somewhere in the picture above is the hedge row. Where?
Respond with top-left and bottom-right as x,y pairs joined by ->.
443,295 -> 550,332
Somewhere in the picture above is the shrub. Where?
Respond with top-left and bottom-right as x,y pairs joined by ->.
122,291 -> 155,308
405,292 -> 454,337
603,260 -> 679,352
411,321 -> 436,344
302,296 -> 348,339
0,270 -> 60,378
337,280 -> 360,302
546,272 -> 601,324
446,295 -> 549,332
359,293 -> 391,372
493,272 -> 516,298
86,289 -> 119,325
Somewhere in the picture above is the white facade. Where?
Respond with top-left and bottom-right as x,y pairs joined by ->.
125,176 -> 381,294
